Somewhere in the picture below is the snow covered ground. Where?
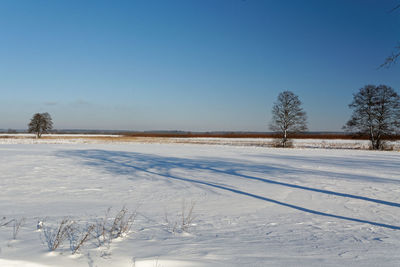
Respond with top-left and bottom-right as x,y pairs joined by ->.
1,134 -> 399,150
1,141 -> 400,266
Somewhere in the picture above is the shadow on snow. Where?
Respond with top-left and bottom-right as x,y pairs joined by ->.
57,149 -> 400,230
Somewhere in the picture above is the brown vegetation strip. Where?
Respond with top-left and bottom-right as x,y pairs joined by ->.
123,132 -> 400,140
1,133 -> 399,141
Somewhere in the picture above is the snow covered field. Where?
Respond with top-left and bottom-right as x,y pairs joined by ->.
1,141 -> 400,266
1,134 -> 399,150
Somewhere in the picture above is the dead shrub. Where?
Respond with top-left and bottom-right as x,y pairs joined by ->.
270,139 -> 293,148
38,207 -> 137,254
41,218 -> 74,251
108,206 -> 136,239
164,200 -> 196,233
12,218 -> 25,240
381,141 -> 395,151
67,223 -> 95,254
92,208 -> 111,247
92,207 -> 137,248
0,217 -> 13,227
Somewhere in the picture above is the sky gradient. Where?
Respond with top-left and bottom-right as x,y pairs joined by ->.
0,0 -> 399,131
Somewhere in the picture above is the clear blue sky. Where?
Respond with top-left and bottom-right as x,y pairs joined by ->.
0,0 -> 399,131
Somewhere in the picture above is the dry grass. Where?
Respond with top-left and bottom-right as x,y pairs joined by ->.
42,218 -> 74,251
123,132 -> 400,140
164,200 -> 197,233
12,218 -> 25,240
50,133 -> 400,141
67,223 -> 95,254
0,217 -> 13,227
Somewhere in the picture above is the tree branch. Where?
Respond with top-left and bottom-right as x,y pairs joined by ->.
380,45 -> 400,68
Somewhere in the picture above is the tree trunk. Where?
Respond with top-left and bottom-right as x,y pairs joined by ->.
369,126 -> 375,150
282,130 -> 287,147
375,134 -> 382,150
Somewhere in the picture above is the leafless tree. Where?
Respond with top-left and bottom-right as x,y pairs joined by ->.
28,112 -> 53,138
344,85 -> 400,150
269,91 -> 307,147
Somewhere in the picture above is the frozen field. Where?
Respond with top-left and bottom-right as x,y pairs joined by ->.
1,134 -> 400,150
1,142 -> 400,266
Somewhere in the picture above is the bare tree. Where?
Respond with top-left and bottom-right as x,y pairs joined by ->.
28,112 -> 53,138
344,85 -> 400,150
270,91 -> 308,147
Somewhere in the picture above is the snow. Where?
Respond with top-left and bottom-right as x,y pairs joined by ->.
0,134 -> 121,137
1,141 -> 400,266
1,135 -> 399,150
